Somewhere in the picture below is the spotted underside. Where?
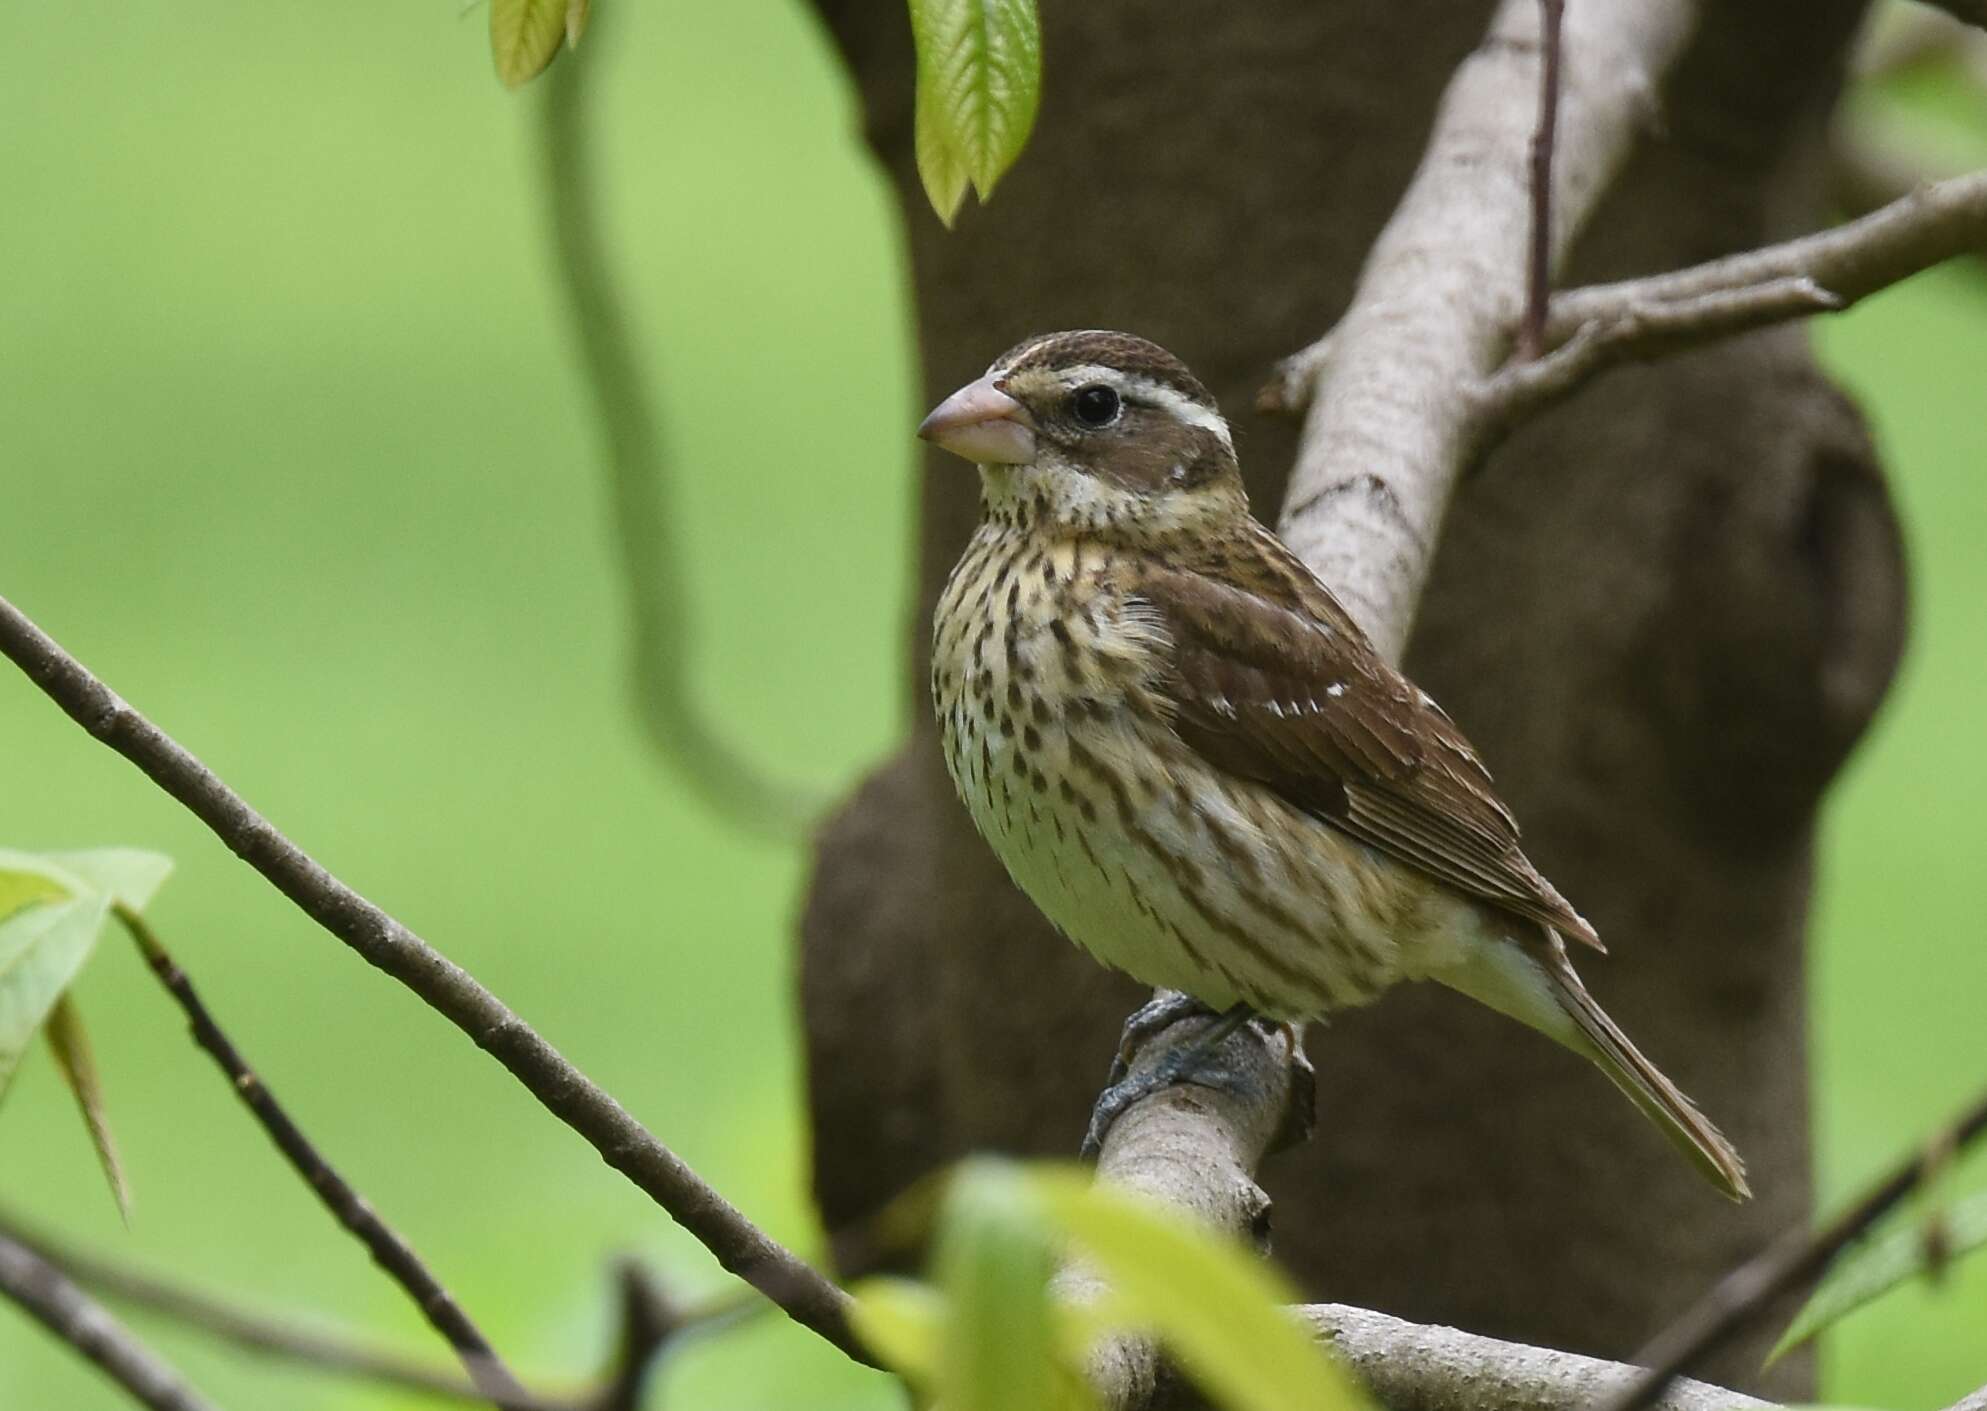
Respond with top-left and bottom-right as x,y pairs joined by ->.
931,484 -> 1584,1018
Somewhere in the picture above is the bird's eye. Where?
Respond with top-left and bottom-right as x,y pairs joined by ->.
1070,384 -> 1122,428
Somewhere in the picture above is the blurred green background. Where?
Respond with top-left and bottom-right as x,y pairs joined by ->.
1,3 -> 1983,1409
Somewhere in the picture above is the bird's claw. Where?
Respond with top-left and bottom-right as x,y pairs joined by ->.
1082,997 -> 1260,1160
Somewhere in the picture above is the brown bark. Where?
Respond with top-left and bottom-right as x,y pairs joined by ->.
799,0 -> 1905,1394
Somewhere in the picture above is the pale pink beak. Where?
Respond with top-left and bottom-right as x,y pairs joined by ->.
917,375 -> 1037,465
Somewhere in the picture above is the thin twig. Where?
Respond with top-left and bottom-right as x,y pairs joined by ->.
2,1202 -> 489,1403
115,905 -> 530,1408
1519,0 -> 1566,360
1545,168 -> 1987,338
1596,1079 -> 1987,1411
0,594 -> 872,1368
534,38 -> 824,842
0,1209 -> 760,1411
0,1230 -> 221,1411
1473,276 -> 1846,449
1265,167 -> 1987,429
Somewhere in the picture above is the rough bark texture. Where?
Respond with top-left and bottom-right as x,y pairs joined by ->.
799,0 -> 1905,1394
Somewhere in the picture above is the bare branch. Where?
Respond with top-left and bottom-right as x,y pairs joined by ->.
1271,168 -> 1987,464
115,906 -> 529,1408
0,1209 -> 755,1410
534,36 -> 824,841
1519,0 -> 1566,361
1275,0 -> 1698,661
1061,1023 -> 1767,1411
0,1231 -> 220,1411
0,593 -> 872,1369
1472,278 -> 1846,446
1597,1079 -> 1987,1411
1544,168 -> 1987,341
1301,1303 -> 1768,1411
1065,1020 -> 1307,1409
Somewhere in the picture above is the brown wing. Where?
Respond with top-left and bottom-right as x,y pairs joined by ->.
1129,548 -> 1600,949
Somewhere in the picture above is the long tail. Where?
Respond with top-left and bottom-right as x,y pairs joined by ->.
1541,955 -> 1750,1201
1435,940 -> 1750,1201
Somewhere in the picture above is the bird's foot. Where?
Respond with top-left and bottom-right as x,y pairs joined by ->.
1081,996 -> 1260,1160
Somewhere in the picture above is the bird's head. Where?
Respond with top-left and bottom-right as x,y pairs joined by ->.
918,330 -> 1248,541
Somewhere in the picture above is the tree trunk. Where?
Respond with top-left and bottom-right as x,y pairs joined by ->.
799,1 -> 1905,1393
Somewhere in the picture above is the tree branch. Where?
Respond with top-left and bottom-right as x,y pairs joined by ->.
1274,0 -> 1697,661
533,30 -> 824,841
1518,0 -> 1566,361
0,1209 -> 746,1411
115,905 -> 529,1407
1061,1020 -> 1767,1411
0,593 -> 872,1369
1543,168 -> 1987,342
1299,1303 -> 1767,1411
0,1230 -> 220,1411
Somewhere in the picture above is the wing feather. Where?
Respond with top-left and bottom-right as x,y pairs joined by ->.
1130,544 -> 1600,949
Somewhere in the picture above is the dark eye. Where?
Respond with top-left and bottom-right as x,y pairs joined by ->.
1070,384 -> 1121,428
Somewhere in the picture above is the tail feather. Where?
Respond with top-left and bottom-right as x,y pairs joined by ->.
1543,958 -> 1751,1202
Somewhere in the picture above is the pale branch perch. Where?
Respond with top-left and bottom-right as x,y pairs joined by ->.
1268,165 -> 1987,461
0,1231 -> 220,1411
0,593 -> 872,1369
1299,1304 -> 1767,1411
534,37 -> 823,841
1275,0 -> 1698,662
1061,1020 -> 1766,1411
1543,168 -> 1987,338
114,906 -> 530,1408
1597,1077 -> 1987,1411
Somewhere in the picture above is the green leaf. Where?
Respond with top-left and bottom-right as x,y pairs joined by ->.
45,995 -> 130,1221
0,847 -> 169,1216
936,1160 -> 1075,1411
1768,1188 -> 1987,1363
1029,1168 -> 1372,1411
490,0 -> 575,89
908,0 -> 1042,225
0,867 -> 69,928
849,1276 -> 947,1386
44,849 -> 174,913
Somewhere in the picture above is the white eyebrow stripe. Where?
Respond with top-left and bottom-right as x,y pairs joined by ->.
1046,364 -> 1234,450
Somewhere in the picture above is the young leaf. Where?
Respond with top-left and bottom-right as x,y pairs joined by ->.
908,0 -> 1043,225
0,887 -> 111,1096
490,0 -> 574,90
1028,1168 -> 1372,1411
1767,1188 -> 1987,1364
849,1276 -> 947,1386
0,847 -> 169,1216
0,867 -> 69,927
936,1159 -> 1075,1411
45,995 -> 130,1220
45,849 -> 174,914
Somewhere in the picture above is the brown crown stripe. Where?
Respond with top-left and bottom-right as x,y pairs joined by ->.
996,330 -> 1215,409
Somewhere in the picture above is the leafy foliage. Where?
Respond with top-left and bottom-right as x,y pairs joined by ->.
1769,1187 -> 1987,1363
908,0 -> 1043,225
852,1159 -> 1370,1411
490,0 -> 589,90
0,848 -> 173,1215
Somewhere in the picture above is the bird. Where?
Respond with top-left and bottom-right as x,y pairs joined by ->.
920,328 -> 1749,1200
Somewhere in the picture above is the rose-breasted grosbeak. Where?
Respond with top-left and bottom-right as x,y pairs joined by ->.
922,329 -> 1747,1200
